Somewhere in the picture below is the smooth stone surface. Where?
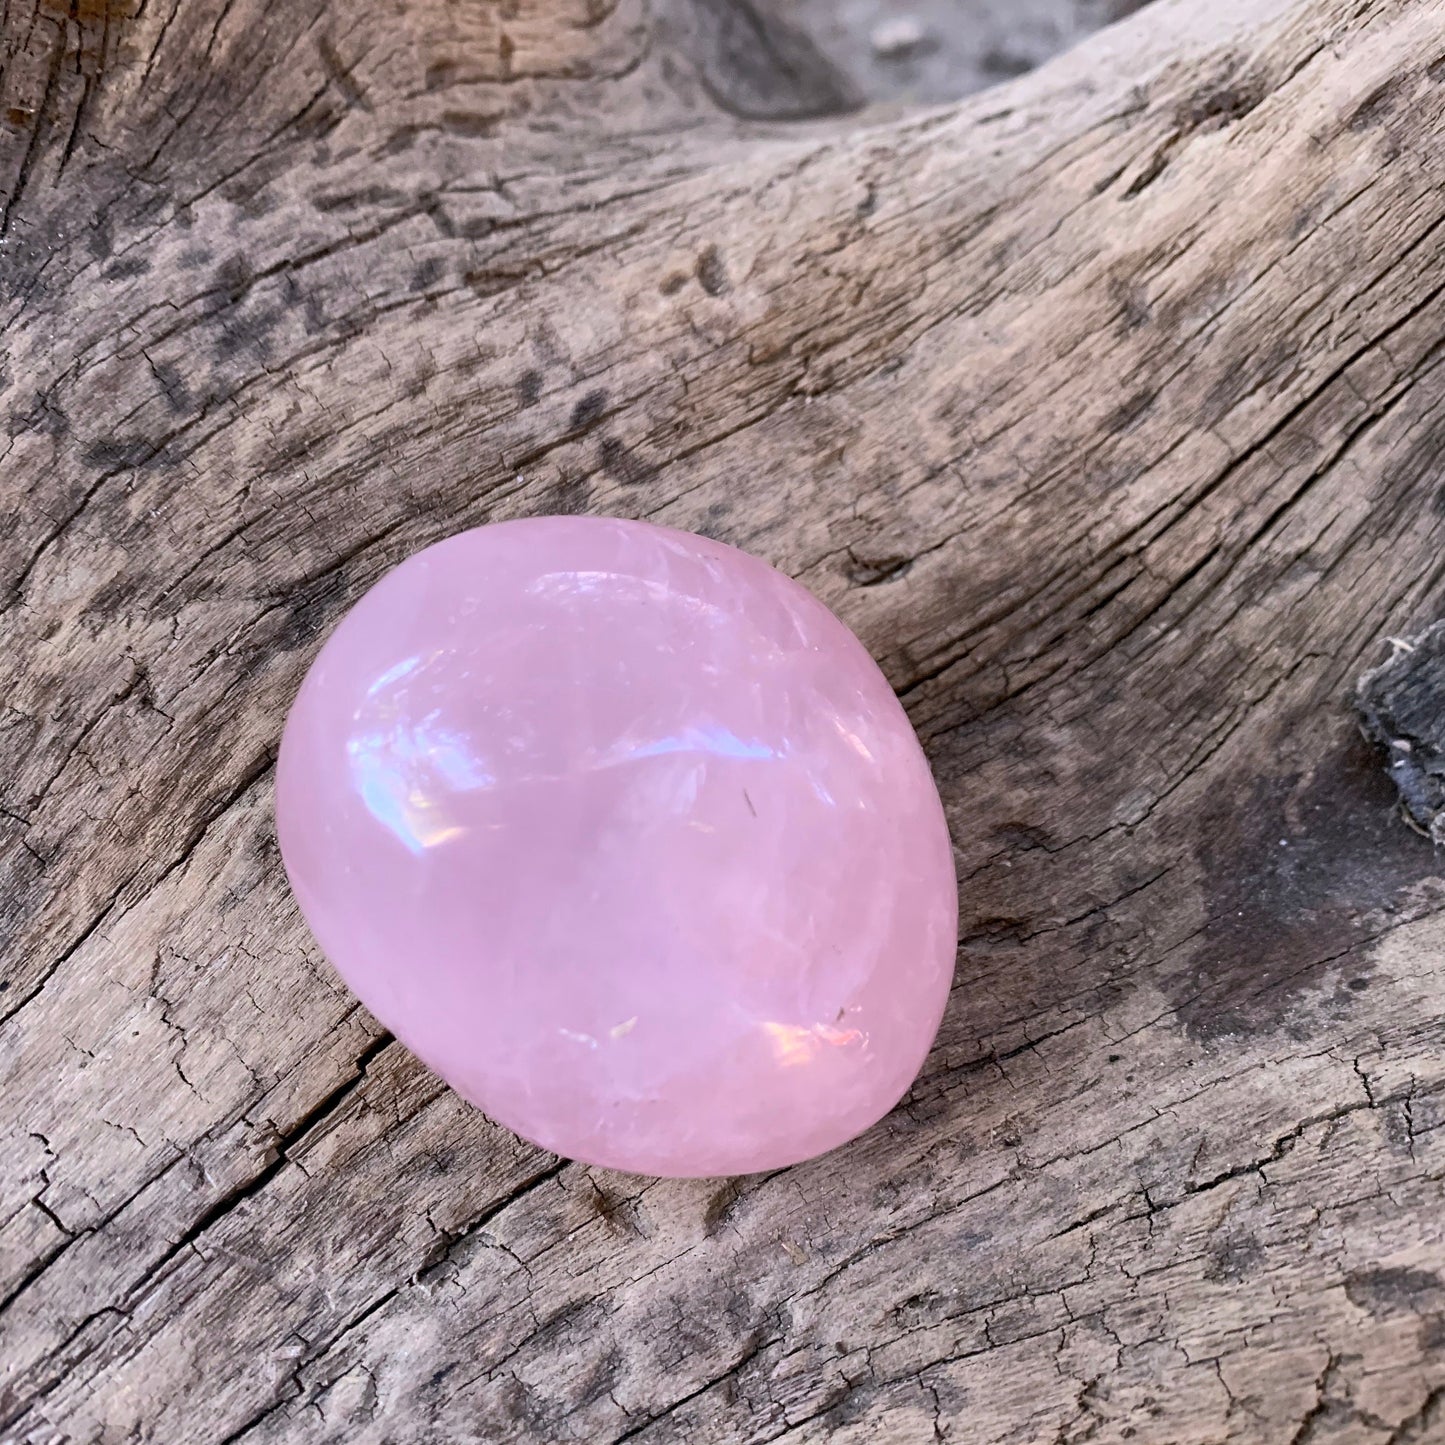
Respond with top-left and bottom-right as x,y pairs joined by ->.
276,517 -> 958,1177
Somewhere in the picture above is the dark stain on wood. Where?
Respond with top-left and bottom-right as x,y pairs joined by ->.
961,915 -> 1034,949
83,435 -> 160,470
410,256 -> 445,293
1204,1231 -> 1265,1282
598,435 -> 656,486
313,186 -> 407,214
1384,408 -> 1445,505
569,388 -> 609,430
1422,1316 -> 1445,1353
1201,335 -> 1295,428
1179,78 -> 1267,133
381,125 -> 423,155
1103,387 -> 1155,435
1348,76 -> 1401,131
150,360 -> 191,414
281,272 -> 327,335
1174,738 -> 1440,1040
1346,1267 -> 1445,1317
442,110 -> 500,138
87,217 -> 114,260
516,369 -> 543,407
846,552 -> 914,586
426,1362 -> 458,1394
277,581 -> 344,651
695,243 -> 729,296
702,1178 -> 745,1236
9,391 -> 70,437
229,183 -> 278,220
992,822 -> 1054,853
214,303 -> 281,360
575,1349 -> 624,1408
1110,274 -> 1153,331
464,263 -> 531,299
425,58 -> 462,90
1123,77 -> 1267,201
212,254 -> 255,306
545,475 -> 591,514
102,255 -> 150,281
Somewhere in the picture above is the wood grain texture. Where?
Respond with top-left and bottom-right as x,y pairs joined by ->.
3,0 -> 1445,1440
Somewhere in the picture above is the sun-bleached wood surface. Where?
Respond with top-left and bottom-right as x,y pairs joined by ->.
3,0 -> 1445,1440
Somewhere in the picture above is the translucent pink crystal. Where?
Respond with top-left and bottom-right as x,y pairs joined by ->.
276,517 -> 957,1177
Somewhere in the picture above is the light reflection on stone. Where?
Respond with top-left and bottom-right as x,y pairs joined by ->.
526,569 -> 731,626
348,654 -> 497,853
600,723 -> 778,766
346,720 -> 492,854
760,1021 -> 868,1068
350,706 -> 792,849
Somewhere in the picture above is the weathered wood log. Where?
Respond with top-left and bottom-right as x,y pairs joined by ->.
1359,622 -> 1445,845
3,0 -> 1445,1440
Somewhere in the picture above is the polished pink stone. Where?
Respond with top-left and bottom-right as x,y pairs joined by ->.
276,517 -> 957,1177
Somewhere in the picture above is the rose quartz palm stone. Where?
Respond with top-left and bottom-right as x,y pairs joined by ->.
276,516 -> 957,1177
